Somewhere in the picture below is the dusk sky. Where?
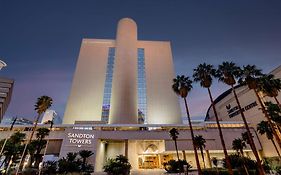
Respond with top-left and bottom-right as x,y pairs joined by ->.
1,0 -> 281,121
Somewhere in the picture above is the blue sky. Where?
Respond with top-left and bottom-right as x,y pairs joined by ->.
1,0 -> 281,121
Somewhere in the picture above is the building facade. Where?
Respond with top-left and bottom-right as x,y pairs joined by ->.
206,65 -> 281,158
0,122 -> 261,171
0,18 -> 280,172
63,18 -> 181,125
0,77 -> 14,121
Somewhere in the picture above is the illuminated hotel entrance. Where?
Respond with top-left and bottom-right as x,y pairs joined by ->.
137,142 -> 173,169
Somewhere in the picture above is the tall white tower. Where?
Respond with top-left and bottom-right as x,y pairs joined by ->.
109,18 -> 138,124
63,18 -> 182,124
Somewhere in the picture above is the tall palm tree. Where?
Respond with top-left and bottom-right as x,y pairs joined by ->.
194,135 -> 206,168
169,128 -> 180,161
172,75 -> 202,175
257,121 -> 281,160
33,128 -> 50,168
255,75 -> 281,148
193,63 -> 233,174
217,62 -> 265,175
38,119 -> 54,175
258,74 -> 281,105
16,96 -> 53,174
232,138 -> 249,175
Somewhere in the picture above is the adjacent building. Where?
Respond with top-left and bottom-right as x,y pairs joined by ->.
0,77 -> 14,121
206,65 -> 281,158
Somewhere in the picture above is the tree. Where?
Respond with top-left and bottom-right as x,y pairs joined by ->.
265,102 -> 281,136
232,138 -> 250,175
217,62 -> 265,175
257,121 -> 281,160
255,75 -> 281,149
266,102 -> 281,127
0,132 -> 26,171
58,152 -> 81,174
41,161 -> 57,175
26,141 -> 36,168
79,150 -> 94,172
169,128 -> 180,161
172,75 -> 202,175
16,96 -> 53,174
193,63 -> 233,174
103,155 -> 131,175
232,138 -> 246,156
257,74 -> 281,105
211,157 -> 219,175
33,128 -> 50,168
194,135 -> 206,168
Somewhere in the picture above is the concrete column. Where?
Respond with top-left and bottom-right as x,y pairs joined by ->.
205,150 -> 212,168
182,150 -> 186,161
109,18 -> 138,124
125,139 -> 128,157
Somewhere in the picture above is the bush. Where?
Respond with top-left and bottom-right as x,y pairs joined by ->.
202,168 -> 257,175
22,168 -> 38,175
163,159 -> 191,173
42,161 -> 57,175
222,154 -> 257,170
103,155 -> 131,175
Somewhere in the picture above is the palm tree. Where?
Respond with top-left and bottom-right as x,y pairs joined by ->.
232,138 -> 246,156
194,135 -> 206,168
255,75 -> 281,149
217,62 -> 265,175
172,75 -> 202,175
193,63 -> 233,174
169,128 -> 180,161
33,128 -> 50,168
232,138 -> 249,175
0,117 -> 17,157
16,96 -> 53,174
38,119 -> 54,175
258,74 -> 281,105
26,141 -> 36,168
257,121 -> 281,160
211,157 -> 219,175
79,150 -> 94,172
266,102 -> 281,135
0,132 -> 26,171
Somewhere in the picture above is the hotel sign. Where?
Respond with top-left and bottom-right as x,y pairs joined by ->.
66,132 -> 95,148
226,101 -> 258,118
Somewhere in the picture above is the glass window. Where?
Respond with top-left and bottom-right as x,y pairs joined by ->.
137,48 -> 147,124
101,47 -> 116,123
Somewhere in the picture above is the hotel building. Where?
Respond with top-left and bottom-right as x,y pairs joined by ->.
0,18 -> 280,172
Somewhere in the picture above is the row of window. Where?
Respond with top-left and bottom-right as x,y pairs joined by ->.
101,48 -> 148,123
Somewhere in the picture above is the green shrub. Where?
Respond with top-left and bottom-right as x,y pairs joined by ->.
103,155 -> 131,175
222,154 -> 257,170
163,159 -> 191,173
202,168 -> 256,175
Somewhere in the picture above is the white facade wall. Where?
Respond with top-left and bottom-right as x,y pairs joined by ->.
63,39 -> 115,124
63,18 -> 181,125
